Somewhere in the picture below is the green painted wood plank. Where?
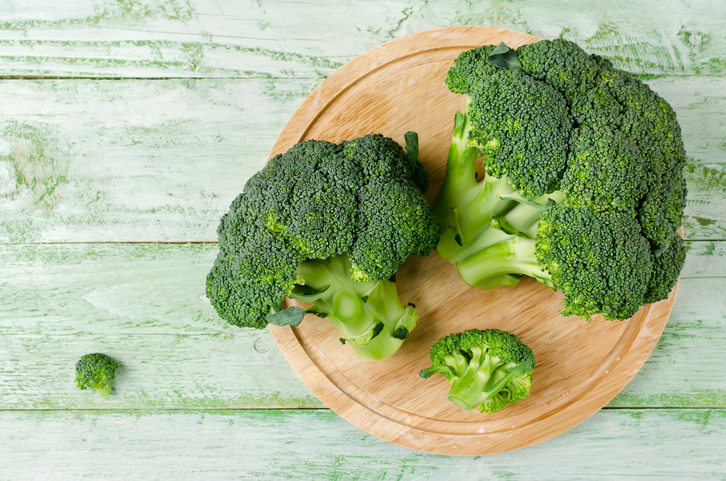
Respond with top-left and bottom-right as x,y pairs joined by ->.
0,243 -> 224,335
0,78 -> 315,243
0,78 -> 722,243
0,0 -> 723,78
0,408 -> 724,479
1,242 -> 724,409
679,240 -> 726,277
0,240 -> 720,336
683,161 -> 726,239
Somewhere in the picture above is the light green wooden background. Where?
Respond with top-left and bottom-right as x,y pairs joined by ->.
0,1 -> 724,479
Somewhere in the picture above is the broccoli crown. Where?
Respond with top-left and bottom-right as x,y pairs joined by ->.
427,328 -> 535,368
466,70 -> 571,197
75,353 -> 118,397
420,329 -> 534,414
207,133 -> 440,331
516,41 -> 687,246
434,40 -> 687,321
536,206 -> 653,321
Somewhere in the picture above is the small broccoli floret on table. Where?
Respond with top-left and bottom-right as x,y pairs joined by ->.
420,329 -> 534,414
207,132 -> 440,361
75,353 -> 118,397
432,40 -> 688,321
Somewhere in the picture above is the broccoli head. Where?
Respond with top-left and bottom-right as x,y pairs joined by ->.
75,353 -> 118,397
207,132 -> 440,360
420,329 -> 535,413
432,40 -> 687,321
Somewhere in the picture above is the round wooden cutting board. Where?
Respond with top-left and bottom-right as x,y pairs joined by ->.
268,26 -> 678,455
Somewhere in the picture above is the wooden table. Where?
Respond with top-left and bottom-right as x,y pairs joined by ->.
1,1 -> 724,479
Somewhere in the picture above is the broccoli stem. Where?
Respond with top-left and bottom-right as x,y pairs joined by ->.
446,347 -> 529,412
94,381 -> 113,397
434,104 -> 562,291
293,255 -> 416,361
455,237 -> 552,289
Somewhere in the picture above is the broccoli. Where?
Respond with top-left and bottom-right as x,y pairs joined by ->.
74,353 -> 118,397
419,329 -> 534,413
432,40 -> 687,321
207,132 -> 440,360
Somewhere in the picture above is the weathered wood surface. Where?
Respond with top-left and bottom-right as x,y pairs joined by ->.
0,78 -> 314,243
0,242 -> 724,409
0,0 -> 723,79
0,77 -> 723,243
1,409 -> 725,480
0,0 -> 724,474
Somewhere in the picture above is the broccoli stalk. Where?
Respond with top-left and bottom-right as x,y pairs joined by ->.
290,255 -> 416,361
420,329 -> 534,414
433,107 -> 559,291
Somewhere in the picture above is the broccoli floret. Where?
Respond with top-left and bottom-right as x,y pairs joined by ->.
445,44 -> 501,94
467,70 -> 571,198
537,207 -> 653,321
419,329 -> 534,413
638,169 -> 688,250
351,178 -> 440,280
517,38 -> 601,98
433,40 -> 687,321
75,353 -> 118,397
207,133 -> 440,361
563,126 -> 647,212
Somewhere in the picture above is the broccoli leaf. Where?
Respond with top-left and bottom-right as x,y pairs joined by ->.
266,306 -> 306,327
